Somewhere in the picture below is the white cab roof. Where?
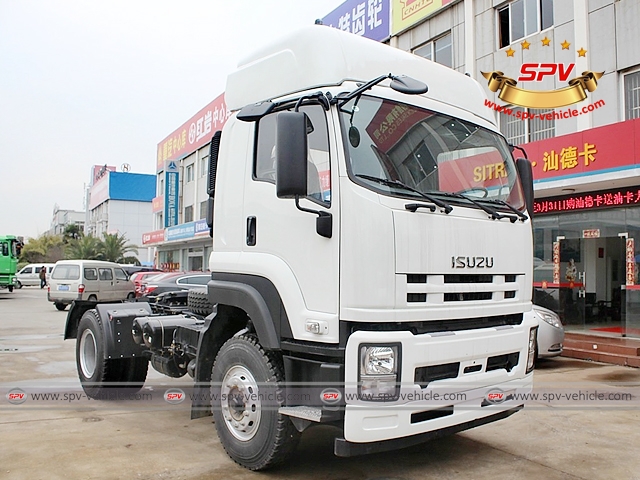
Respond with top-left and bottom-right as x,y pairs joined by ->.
225,25 -> 494,125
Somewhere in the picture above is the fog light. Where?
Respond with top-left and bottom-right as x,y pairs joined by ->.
359,344 -> 401,401
526,327 -> 538,374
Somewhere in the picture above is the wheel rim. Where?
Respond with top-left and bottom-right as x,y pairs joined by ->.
79,329 -> 97,379
220,365 -> 261,441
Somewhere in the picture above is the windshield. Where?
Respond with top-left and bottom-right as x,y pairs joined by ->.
340,95 -> 526,211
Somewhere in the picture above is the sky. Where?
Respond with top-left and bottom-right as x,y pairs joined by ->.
0,0 -> 344,239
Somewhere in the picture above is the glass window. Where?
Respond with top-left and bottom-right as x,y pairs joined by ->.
200,156 -> 208,177
499,107 -> 555,144
98,268 -> 113,281
413,32 -> 452,69
184,205 -> 193,223
499,0 -> 553,48
185,164 -> 194,183
340,95 -> 526,211
21,267 -> 32,274
625,70 -> 640,120
114,268 -> 128,281
200,200 -> 208,219
255,104 -> 331,205
84,268 -> 98,281
1,243 -> 7,256
52,265 -> 80,280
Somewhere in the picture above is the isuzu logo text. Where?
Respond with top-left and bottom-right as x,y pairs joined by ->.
518,63 -> 575,82
451,256 -> 494,268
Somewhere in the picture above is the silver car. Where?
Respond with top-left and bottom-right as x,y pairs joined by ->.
529,304 -> 564,361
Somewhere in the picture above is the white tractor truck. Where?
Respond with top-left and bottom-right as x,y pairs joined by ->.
64,26 -> 537,470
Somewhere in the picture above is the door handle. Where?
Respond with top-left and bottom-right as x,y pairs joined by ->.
246,216 -> 257,246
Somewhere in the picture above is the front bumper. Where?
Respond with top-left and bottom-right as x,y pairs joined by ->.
343,323 -> 535,443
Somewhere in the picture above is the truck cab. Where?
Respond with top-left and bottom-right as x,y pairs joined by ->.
0,235 -> 23,291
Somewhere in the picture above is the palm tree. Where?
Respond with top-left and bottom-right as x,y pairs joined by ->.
66,235 -> 102,260
63,223 -> 83,243
99,232 -> 138,263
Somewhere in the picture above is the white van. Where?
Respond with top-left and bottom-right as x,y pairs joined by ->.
16,263 -> 55,288
48,260 -> 135,310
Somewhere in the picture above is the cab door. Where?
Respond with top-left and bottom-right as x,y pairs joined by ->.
242,104 -> 340,331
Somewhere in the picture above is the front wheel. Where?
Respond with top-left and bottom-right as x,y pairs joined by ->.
211,335 -> 300,470
76,310 -> 148,399
16,281 -> 22,289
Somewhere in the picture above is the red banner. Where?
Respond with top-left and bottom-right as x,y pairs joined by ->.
142,230 -> 165,245
156,93 -> 230,172
520,118 -> 640,181
152,196 -> 164,213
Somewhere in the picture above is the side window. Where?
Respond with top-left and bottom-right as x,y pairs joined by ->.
99,268 -> 113,281
254,104 -> 331,205
1,243 -> 7,256
84,268 -> 98,281
188,276 -> 210,285
22,267 -> 33,274
176,277 -> 188,285
114,268 -> 128,281
35,267 -> 42,273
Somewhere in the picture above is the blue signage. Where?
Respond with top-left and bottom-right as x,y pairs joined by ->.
321,0 -> 390,42
164,169 -> 179,227
166,219 -> 209,242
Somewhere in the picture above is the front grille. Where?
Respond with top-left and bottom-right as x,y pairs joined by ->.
401,273 -> 523,306
444,292 -> 493,302
444,274 -> 493,284
415,362 -> 460,388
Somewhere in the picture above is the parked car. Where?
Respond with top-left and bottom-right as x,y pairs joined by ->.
139,272 -> 211,300
119,265 -> 162,276
15,263 -> 55,288
48,260 -> 135,311
529,304 -> 565,363
130,271 -> 163,297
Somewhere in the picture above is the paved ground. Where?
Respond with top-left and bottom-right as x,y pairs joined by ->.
1,287 -> 640,480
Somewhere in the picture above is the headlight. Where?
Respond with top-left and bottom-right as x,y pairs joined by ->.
359,344 -> 401,401
526,327 -> 538,374
534,307 -> 563,330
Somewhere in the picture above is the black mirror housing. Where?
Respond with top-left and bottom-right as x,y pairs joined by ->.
276,111 -> 308,199
516,157 -> 534,217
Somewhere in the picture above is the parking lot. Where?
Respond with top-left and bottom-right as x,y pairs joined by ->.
2,287 -> 640,480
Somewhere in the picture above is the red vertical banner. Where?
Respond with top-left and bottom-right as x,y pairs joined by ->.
626,238 -> 635,286
553,242 -> 560,285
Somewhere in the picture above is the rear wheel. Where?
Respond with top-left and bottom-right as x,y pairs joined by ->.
211,335 -> 300,470
54,302 -> 67,311
126,292 -> 135,300
16,281 -> 22,289
76,310 -> 148,399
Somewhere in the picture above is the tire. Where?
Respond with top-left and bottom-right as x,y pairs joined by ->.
211,335 -> 300,470
16,281 -> 22,289
127,292 -> 135,300
55,302 -> 67,311
187,288 -> 213,316
76,310 -> 148,399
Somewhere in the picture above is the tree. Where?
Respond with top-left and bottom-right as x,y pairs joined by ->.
99,232 -> 138,263
19,234 -> 65,264
63,224 -> 83,243
65,235 -> 102,260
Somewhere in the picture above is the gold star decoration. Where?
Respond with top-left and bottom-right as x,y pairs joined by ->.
506,47 -> 516,57
561,40 -> 571,50
542,37 -> 551,46
521,40 -> 531,50
577,47 -> 587,57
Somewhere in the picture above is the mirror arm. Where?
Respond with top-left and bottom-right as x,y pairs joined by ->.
294,196 -> 332,238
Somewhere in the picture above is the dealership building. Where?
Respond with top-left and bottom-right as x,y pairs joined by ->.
143,0 -> 640,335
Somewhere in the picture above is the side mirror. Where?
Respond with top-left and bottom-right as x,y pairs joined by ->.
516,157 -> 534,217
275,111 -> 308,198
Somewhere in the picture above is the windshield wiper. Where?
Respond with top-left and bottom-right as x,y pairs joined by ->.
477,198 -> 528,222
426,190 -> 520,222
355,174 -> 453,214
